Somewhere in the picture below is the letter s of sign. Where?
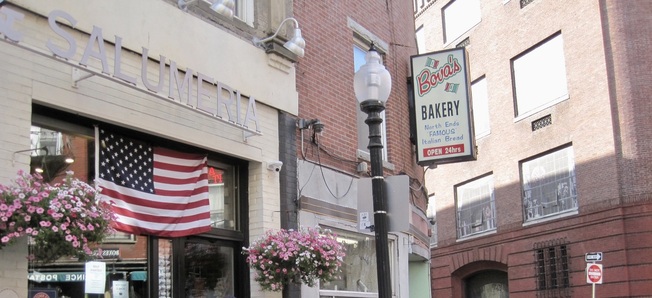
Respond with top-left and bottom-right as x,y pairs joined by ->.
46,10 -> 77,59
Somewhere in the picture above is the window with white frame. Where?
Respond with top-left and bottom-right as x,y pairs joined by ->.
471,76 -> 490,138
355,42 -> 388,161
202,0 -> 254,26
442,0 -> 481,44
522,146 -> 578,222
512,33 -> 569,118
415,25 -> 426,54
456,174 -> 496,238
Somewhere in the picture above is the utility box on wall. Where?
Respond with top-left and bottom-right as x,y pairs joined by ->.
386,175 -> 412,232
358,175 -> 411,233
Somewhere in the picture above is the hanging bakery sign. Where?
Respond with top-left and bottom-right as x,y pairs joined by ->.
410,48 -> 476,165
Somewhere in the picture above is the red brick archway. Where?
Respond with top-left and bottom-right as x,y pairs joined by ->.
451,261 -> 508,297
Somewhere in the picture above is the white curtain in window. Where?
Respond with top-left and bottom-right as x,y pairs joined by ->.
471,77 -> 490,138
513,35 -> 569,116
443,0 -> 481,43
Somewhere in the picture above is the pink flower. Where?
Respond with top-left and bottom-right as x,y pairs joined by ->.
0,170 -> 114,263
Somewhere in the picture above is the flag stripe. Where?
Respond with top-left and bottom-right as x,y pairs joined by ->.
101,184 -> 209,210
111,221 -> 211,238
154,162 -> 206,178
154,187 -> 209,197
97,128 -> 211,237
110,204 -> 210,224
153,172 -> 207,187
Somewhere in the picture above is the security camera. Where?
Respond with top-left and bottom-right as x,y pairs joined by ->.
267,161 -> 283,172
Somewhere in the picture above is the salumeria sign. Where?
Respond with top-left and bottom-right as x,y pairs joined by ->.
410,48 -> 476,165
0,6 -> 261,135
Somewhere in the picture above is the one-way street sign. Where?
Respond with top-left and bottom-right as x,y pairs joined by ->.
585,252 -> 603,262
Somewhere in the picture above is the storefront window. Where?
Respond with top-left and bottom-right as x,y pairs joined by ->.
29,107 -> 247,298
183,238 -> 235,297
27,126 -> 92,183
207,165 -> 238,230
321,229 -> 378,293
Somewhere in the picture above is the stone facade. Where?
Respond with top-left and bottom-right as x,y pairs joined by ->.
0,1 -> 295,297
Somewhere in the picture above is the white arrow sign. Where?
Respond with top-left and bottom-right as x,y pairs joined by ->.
585,252 -> 603,262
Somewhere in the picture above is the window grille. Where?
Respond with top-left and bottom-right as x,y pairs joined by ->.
534,239 -> 571,297
520,0 -> 535,8
532,114 -> 552,131
456,37 -> 470,48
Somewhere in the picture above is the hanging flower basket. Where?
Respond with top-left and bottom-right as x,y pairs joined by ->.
242,227 -> 346,292
0,170 -> 115,263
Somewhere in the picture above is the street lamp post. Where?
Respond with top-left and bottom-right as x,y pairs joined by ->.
354,43 -> 392,298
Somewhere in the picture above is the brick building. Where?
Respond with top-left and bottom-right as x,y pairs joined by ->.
414,0 -> 652,297
281,1 -> 431,297
0,1 -> 430,297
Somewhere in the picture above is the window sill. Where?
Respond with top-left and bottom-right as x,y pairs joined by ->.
475,130 -> 491,140
523,209 -> 578,226
319,290 -> 378,297
357,149 -> 395,171
456,228 -> 497,242
513,94 -> 569,123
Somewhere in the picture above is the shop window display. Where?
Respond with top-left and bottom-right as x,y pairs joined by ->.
27,107 -> 247,298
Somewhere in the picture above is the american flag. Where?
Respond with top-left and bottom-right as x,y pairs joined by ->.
96,128 -> 211,237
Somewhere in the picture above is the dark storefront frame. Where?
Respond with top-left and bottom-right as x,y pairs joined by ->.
29,105 -> 250,298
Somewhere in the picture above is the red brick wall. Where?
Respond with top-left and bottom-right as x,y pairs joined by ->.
601,0 -> 652,200
293,0 -> 424,188
416,0 -> 652,296
431,204 -> 652,297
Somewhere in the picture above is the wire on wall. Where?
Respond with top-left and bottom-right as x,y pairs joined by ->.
315,140 -> 354,200
297,119 -> 356,200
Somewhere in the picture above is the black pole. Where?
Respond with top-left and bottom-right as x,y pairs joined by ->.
360,99 -> 392,298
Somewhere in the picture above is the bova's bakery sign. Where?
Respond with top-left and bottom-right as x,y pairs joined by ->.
0,6 -> 261,136
410,48 -> 476,165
